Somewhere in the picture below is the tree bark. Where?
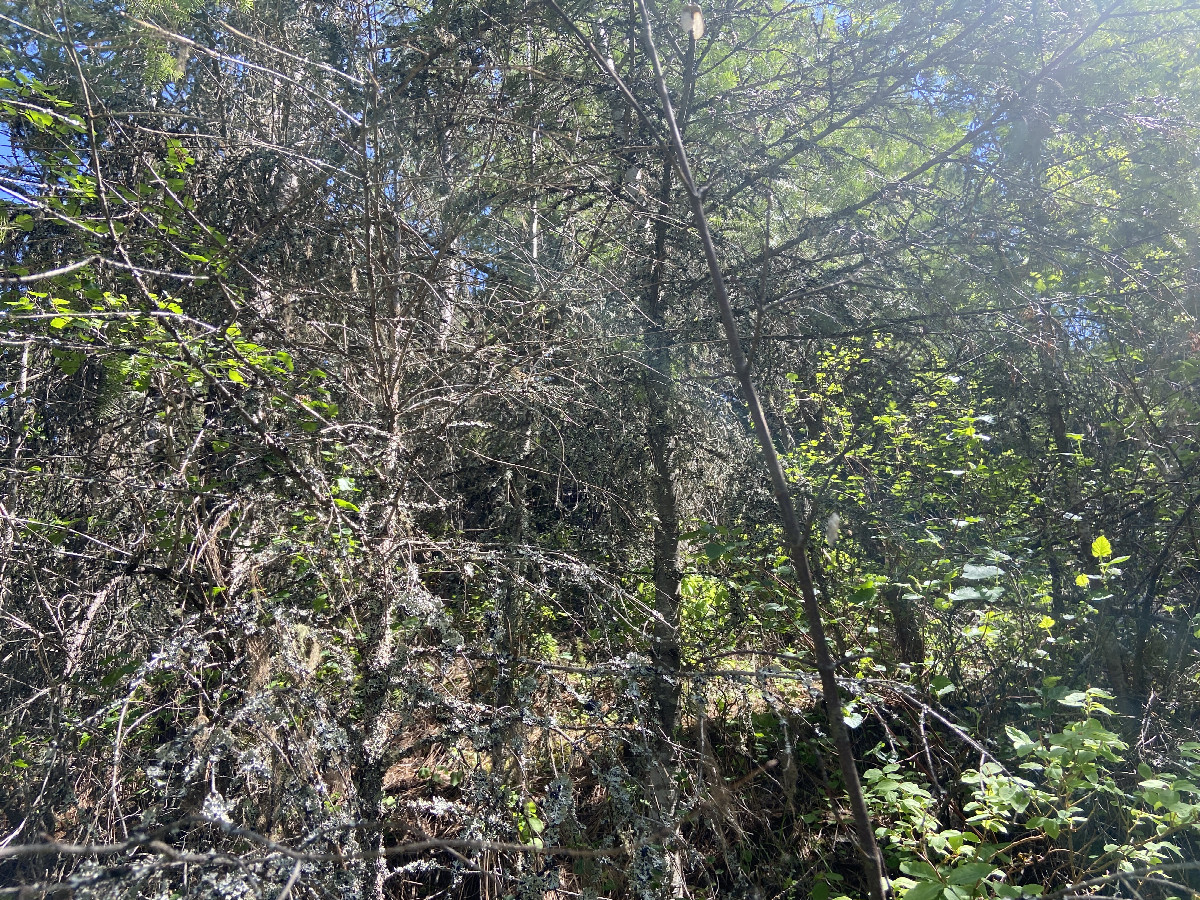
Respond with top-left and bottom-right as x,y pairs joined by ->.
642,144 -> 686,897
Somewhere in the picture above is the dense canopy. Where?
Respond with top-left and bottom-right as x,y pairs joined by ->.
2,1 -> 1200,898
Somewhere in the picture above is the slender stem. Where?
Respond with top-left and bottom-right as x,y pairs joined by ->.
627,5 -> 888,899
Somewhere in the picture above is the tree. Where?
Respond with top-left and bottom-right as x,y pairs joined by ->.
3,0 -> 1200,898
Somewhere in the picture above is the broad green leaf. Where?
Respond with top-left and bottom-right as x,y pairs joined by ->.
900,860 -> 940,881
903,882 -> 945,900
962,563 -> 1004,580
946,863 -> 995,885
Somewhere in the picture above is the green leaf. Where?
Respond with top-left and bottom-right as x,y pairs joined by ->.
1006,725 -> 1037,756
24,108 -> 53,128
52,350 -> 84,375
932,675 -> 956,698
850,582 -> 878,604
900,860 -> 940,881
946,863 -> 995,885
100,660 -> 139,687
903,882 -> 945,900
1091,535 -> 1112,559
962,563 -> 1004,580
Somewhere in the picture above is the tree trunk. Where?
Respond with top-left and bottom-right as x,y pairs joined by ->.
643,148 -> 686,897
884,584 -> 925,666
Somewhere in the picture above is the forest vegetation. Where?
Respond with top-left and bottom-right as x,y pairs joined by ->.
2,1 -> 1200,899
